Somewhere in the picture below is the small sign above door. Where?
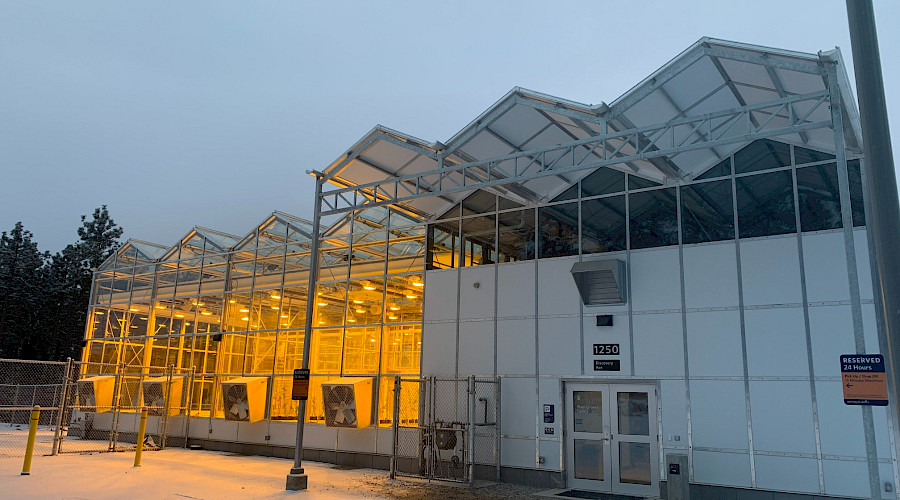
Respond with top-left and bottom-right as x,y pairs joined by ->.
594,359 -> 621,371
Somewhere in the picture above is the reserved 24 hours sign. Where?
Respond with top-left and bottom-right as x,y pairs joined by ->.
841,354 -> 889,406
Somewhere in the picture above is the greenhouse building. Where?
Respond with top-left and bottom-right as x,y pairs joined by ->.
80,38 -> 898,499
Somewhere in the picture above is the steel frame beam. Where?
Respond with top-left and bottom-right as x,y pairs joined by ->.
318,91 -> 832,216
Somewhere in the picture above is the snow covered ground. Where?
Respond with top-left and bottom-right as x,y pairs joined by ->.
0,447 -> 541,499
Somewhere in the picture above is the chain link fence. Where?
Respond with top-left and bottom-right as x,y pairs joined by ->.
0,359 -> 68,458
390,376 -> 499,486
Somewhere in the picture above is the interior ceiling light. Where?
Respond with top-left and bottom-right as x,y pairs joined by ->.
317,302 -> 327,307
352,299 -> 364,304
175,314 -> 184,318
228,299 -> 236,304
405,290 -> 416,299
389,306 -> 400,311
201,311 -> 212,316
139,317 -> 148,320
363,281 -> 376,290
281,314 -> 288,318
154,305 -> 166,310
412,280 -> 424,287
355,309 -> 365,314
129,308 -> 139,312
271,294 -> 281,299
95,311 -> 105,315
240,308 -> 249,313
241,317 -> 249,321
347,318 -> 356,323
270,306 -> 279,310
388,315 -> 398,320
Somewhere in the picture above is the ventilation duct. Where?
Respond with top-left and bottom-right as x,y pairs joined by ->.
570,259 -> 626,305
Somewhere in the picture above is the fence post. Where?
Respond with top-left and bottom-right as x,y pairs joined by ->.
494,378 -> 501,482
134,406 -> 148,467
51,358 -> 73,456
182,367 -> 195,448
467,376 -> 476,487
160,364 -> 174,450
21,406 -> 41,475
390,376 -> 401,479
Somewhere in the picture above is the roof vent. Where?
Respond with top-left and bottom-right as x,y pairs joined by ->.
570,259 -> 626,305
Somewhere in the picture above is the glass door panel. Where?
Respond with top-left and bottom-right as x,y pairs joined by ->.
611,387 -> 658,496
567,384 -> 612,492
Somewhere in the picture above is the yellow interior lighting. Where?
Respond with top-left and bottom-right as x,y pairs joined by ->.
95,311 -> 105,315
240,308 -> 249,313
271,294 -> 281,299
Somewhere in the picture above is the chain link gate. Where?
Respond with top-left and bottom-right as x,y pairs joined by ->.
0,358 -> 69,458
390,376 -> 499,486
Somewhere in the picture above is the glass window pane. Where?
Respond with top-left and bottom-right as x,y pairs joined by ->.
389,226 -> 425,274
461,190 -> 496,215
574,439 -> 605,481
223,292 -> 250,332
582,168 -> 625,197
696,157 -> 732,180
243,332 -> 276,375
734,139 -> 791,174
342,326 -> 381,374
498,208 -> 535,263
797,163 -> 842,232
629,188 -> 678,249
573,390 -> 604,433
539,203 -> 578,258
498,196 -> 524,211
736,171 -> 796,238
462,215 -> 496,266
427,222 -> 458,270
681,180 -> 735,244
310,328 -> 343,374
279,287 -> 307,330
350,232 -> 386,278
849,160 -> 866,227
385,275 -> 423,323
552,184 -> 578,202
794,146 -> 835,165
581,195 -> 626,254
270,375 -> 299,421
619,442 -> 651,485
318,236 -> 350,282
249,290 -> 281,331
219,333 -> 246,375
126,303 -> 150,337
628,175 -> 661,190
381,324 -> 421,374
194,295 -> 222,334
617,392 -> 649,436
346,279 -> 383,326
315,282 -> 347,327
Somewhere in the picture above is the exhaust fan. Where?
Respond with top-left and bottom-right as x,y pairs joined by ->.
321,378 -> 373,429
220,377 -> 267,423
141,376 -> 183,417
77,376 -> 115,413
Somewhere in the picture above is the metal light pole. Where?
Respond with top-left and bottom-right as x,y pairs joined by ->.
846,0 -> 900,487
286,173 -> 324,491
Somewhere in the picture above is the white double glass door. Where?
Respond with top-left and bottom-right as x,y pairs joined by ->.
565,383 -> 659,497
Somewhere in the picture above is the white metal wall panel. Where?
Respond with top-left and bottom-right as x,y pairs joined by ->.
630,248 -> 681,311
303,424 -> 338,450
537,257 -> 581,316
459,266 -> 496,320
236,420 -> 269,443
421,322 -> 457,376
739,237 -> 802,306
686,311 -> 744,377
208,418 -> 239,442
500,377 -> 537,438
497,261 -> 536,317
863,303 -> 882,354
744,308 -> 808,377
823,459 -> 870,498
748,381 -> 816,454
815,380 -> 868,457
537,317 -> 582,376
632,313 -> 685,377
497,319 -> 536,375
423,269 -> 458,322
659,379 -> 687,447
501,437 -> 538,469
268,421 -> 296,447
540,439 -> 561,471
855,228 -> 874,302
754,455 -> 820,493
692,450 -> 751,487
458,320 -> 494,375
874,404 -> 894,461
802,231 -> 851,303
539,378 -> 562,470
808,305 -> 854,376
581,314 -> 629,376
690,380 -> 749,450
682,242 -> 739,309
336,427 -> 377,453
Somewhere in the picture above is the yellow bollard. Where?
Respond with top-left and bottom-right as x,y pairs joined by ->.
134,406 -> 148,467
21,406 -> 41,475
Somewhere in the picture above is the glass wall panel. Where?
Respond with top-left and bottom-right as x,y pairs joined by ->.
849,160 -> 866,227
681,180 -> 735,244
797,163 -> 842,232
283,252 -> 311,285
315,282 -> 347,327
388,227 -> 426,274
310,328 -> 342,374
220,333 -> 246,375
274,330 -> 305,374
349,234 -> 386,278
582,168 -> 625,197
279,287 -> 307,329
155,267 -> 177,298
342,326 -> 381,375
244,332 -> 276,375
696,157 -> 732,180
108,305 -> 127,338
381,324 -> 421,374
736,171 -> 796,238
152,301 -> 173,335
378,376 -> 419,428
271,375 -> 299,420
794,146 -> 835,165
384,275 -> 423,323
94,272 -> 114,305
110,269 -> 133,303
318,236 -> 351,281
131,273 -> 154,302
629,188 -> 678,249
582,195 -> 626,254
224,291 -> 251,332
126,303 -> 150,337
304,376 -> 326,423
88,308 -> 108,339
539,203 -> 578,258
249,289 -> 281,331
553,184 -> 578,202
175,259 -> 202,297
462,215 -> 496,266
734,139 -> 791,174
628,175 -> 661,190
229,256 -> 255,290
389,207 -> 423,228
427,222 -> 458,270
194,295 -> 222,334
461,190 -> 496,216
346,279 -> 383,326
253,256 -> 285,290
498,208 -> 535,263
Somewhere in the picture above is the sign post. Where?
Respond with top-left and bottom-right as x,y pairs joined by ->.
841,354 -> 889,406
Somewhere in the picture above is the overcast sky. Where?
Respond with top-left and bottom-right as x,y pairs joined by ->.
1,1 -> 898,252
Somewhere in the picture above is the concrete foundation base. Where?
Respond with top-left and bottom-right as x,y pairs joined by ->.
285,468 -> 307,490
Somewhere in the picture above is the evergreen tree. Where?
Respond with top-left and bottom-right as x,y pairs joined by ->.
0,223 -> 48,358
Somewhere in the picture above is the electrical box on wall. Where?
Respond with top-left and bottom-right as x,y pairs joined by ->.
596,315 -> 613,326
